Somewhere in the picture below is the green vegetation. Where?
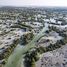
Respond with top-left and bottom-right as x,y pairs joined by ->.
0,39 -> 19,67
19,23 -> 33,29
24,50 -> 39,67
20,32 -> 34,45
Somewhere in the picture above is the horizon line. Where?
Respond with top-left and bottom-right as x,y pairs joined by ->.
1,5 -> 67,8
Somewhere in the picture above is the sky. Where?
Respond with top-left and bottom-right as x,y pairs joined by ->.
0,0 -> 67,7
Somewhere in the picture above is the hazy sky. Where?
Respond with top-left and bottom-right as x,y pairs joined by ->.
0,0 -> 67,7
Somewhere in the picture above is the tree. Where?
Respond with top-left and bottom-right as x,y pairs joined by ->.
31,58 -> 35,67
